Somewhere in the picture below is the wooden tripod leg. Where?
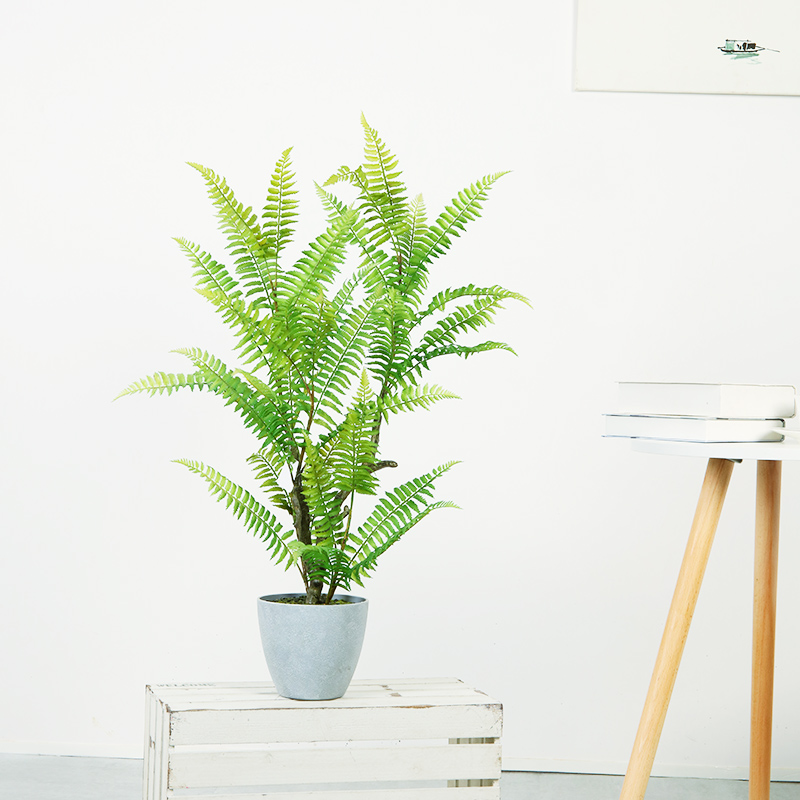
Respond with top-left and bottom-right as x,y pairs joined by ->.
750,460 -> 781,800
620,457 -> 735,800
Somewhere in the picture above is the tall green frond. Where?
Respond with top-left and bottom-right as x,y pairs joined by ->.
397,194 -> 429,304
175,459 -> 293,564
315,182 -> 396,294
357,113 -> 409,254
366,290 -> 413,392
412,172 -> 508,266
262,148 -> 299,276
300,441 -> 345,540
187,162 -> 275,308
314,298 -> 376,421
278,211 -> 355,307
327,371 -> 379,496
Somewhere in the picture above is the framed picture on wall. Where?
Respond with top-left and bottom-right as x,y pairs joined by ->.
575,0 -> 800,96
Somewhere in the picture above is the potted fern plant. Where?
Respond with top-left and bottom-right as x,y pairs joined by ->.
119,116 -> 527,699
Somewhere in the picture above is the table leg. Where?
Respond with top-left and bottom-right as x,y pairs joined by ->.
750,460 -> 781,800
620,457 -> 735,800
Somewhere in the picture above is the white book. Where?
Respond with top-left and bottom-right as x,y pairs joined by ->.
616,382 -> 796,420
604,414 -> 784,443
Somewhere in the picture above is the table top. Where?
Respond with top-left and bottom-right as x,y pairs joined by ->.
630,438 -> 800,461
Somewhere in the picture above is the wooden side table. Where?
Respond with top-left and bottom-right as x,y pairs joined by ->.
618,439 -> 800,800
143,677 -> 502,799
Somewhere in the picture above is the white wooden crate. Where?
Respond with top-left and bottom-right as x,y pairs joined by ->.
143,677 -> 502,799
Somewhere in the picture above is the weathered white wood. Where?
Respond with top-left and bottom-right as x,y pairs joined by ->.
142,687 -> 153,800
150,678 -> 488,710
170,788 -> 499,800
171,703 -> 501,745
145,679 -> 501,799
144,689 -> 169,800
169,743 -> 501,787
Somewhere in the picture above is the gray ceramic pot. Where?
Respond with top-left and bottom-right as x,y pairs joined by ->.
257,593 -> 368,700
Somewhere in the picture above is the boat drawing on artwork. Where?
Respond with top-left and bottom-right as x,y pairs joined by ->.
719,39 -> 764,54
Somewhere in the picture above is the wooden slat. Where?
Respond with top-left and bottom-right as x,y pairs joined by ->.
143,687 -> 153,800
152,678 -> 494,711
150,693 -> 169,800
169,742 -> 501,788
170,703 -> 501,745
168,787 -> 499,800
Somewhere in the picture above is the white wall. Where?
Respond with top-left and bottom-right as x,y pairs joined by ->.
3,0 -> 800,780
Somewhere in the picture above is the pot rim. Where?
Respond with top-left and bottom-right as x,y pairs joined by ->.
258,592 -> 367,605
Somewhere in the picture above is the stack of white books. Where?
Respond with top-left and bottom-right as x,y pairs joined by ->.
604,383 -> 797,443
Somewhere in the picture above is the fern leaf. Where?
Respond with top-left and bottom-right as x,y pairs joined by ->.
175,237 -> 242,301
357,114 -> 409,251
412,172 -> 508,266
349,500 -> 458,584
248,449 -> 292,514
194,289 -> 272,369
315,182 -> 397,294
327,371 -> 380,496
172,348 -> 297,454
188,162 -> 276,308
262,148 -> 299,276
314,298 -> 376,420
349,461 -> 458,563
115,370 -> 208,399
175,459 -> 293,564
300,442 -> 345,540
403,341 -> 516,381
378,384 -> 460,421
397,194 -> 429,305
421,284 -> 531,318
279,211 -> 355,305
366,290 -> 413,391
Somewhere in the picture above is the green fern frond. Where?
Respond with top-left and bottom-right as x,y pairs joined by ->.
347,460 -> 460,578
175,237 -> 242,300
172,347 -> 297,454
404,341 -> 517,381
412,172 -> 508,266
349,500 -> 458,584
328,371 -> 380,496
175,458 -> 293,564
366,290 -> 413,390
188,162 -> 275,308
378,384 -> 460,421
397,194 -> 429,304
247,449 -> 292,514
262,148 -> 299,278
315,182 -> 397,293
421,284 -> 531,318
115,370 -> 208,399
301,442 -> 345,539
194,289 -> 272,369
279,211 -> 355,307
358,113 -> 409,248
314,299 -> 376,420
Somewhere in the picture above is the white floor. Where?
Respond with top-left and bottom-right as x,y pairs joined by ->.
2,755 -> 800,799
